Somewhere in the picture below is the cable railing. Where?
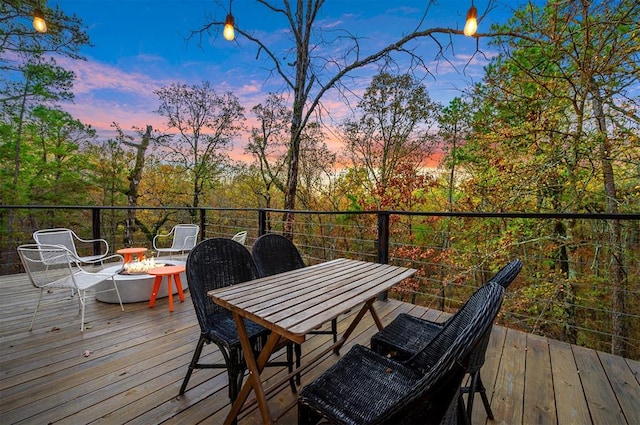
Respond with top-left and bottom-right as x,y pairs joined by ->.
2,205 -> 639,359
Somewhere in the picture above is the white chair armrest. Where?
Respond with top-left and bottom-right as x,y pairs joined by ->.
74,253 -> 124,269
79,255 -> 125,277
153,234 -> 170,250
73,234 -> 109,256
185,235 -> 198,247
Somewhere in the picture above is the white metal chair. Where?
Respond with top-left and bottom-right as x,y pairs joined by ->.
153,224 -> 200,259
17,244 -> 125,332
33,228 -> 109,264
231,231 -> 247,245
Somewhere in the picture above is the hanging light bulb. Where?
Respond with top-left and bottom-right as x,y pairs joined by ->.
223,13 -> 235,41
464,4 -> 478,37
33,8 -> 47,33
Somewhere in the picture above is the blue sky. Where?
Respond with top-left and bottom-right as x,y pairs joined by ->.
54,0 -> 536,157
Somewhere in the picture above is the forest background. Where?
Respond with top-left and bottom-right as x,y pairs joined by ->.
1,0 -> 639,357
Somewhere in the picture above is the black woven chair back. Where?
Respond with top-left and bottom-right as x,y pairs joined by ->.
251,233 -> 305,277
185,238 -> 259,334
488,258 -> 523,289
464,258 -> 523,373
407,282 -> 504,375
385,282 -> 504,423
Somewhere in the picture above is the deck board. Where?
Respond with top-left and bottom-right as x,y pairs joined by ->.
573,345 -> 627,424
473,324 -> 507,425
491,328 -> 527,425
627,357 -> 640,385
523,333 -> 555,425
1,272 -> 639,424
549,339 -> 592,425
598,351 -> 640,425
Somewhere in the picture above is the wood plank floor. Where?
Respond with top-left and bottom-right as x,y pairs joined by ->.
1,271 -> 639,425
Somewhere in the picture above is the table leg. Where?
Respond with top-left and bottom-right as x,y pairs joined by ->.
175,273 -> 185,302
123,253 -> 132,263
224,314 -> 281,425
333,298 -> 378,355
167,275 -> 174,312
148,275 -> 162,308
367,299 -> 385,330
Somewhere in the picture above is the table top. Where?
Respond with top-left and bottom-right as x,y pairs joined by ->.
209,258 -> 416,344
116,247 -> 148,254
147,265 -> 186,275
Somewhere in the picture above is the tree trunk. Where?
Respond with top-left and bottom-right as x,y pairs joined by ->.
282,1 -> 315,237
124,125 -> 151,247
554,219 -> 577,344
283,87 -> 305,236
283,130 -> 300,236
591,79 -> 627,356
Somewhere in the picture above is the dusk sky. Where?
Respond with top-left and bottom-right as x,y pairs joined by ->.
54,0 -> 540,159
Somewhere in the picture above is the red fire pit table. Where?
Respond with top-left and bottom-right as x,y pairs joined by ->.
147,265 -> 186,312
116,247 -> 148,263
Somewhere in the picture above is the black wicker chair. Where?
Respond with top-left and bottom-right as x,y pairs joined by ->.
178,238 -> 296,403
370,258 -> 523,423
298,282 -> 505,425
251,233 -> 338,343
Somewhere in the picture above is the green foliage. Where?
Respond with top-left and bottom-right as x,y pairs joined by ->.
154,82 -> 246,208
340,71 -> 441,206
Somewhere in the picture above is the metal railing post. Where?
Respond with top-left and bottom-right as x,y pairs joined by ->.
258,209 -> 267,236
92,207 -> 101,256
377,212 -> 389,264
199,208 -> 206,240
377,212 -> 390,301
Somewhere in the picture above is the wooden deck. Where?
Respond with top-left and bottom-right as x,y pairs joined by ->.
1,271 -> 639,425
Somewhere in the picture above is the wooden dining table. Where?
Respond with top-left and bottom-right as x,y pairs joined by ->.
208,257 -> 417,424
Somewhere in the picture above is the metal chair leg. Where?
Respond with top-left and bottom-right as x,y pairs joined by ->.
179,335 -> 206,395
476,374 -> 494,420
295,343 -> 302,385
29,289 -> 44,331
331,318 -> 338,343
464,371 -> 494,422
287,343 -> 298,392
227,366 -> 244,425
229,366 -> 244,402
458,391 -> 470,425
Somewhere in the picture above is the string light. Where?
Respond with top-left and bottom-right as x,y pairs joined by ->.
33,8 -> 47,33
223,13 -> 235,41
464,4 -> 478,37
223,0 -> 235,41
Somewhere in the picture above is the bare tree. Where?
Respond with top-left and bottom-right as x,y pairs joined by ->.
245,93 -> 290,208
117,125 -> 152,246
297,121 -> 335,210
193,0 -> 495,233
155,82 -> 245,210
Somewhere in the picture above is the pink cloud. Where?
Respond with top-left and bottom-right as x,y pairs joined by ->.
63,99 -> 166,135
54,51 -> 463,165
57,56 -> 169,97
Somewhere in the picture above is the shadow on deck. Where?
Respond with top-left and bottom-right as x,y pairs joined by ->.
1,272 -> 639,424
